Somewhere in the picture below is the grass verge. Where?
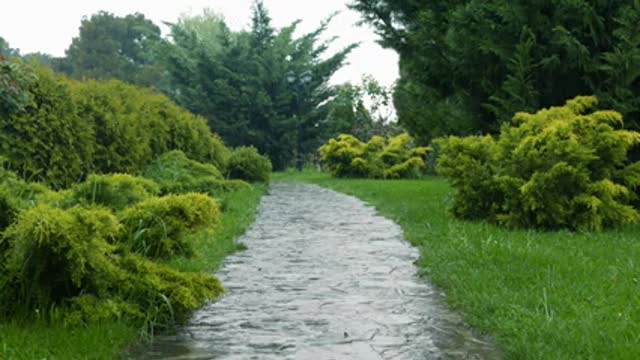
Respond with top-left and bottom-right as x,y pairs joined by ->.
0,185 -> 266,360
275,171 -> 640,359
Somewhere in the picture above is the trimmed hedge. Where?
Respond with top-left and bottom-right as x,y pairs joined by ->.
436,96 -> 640,231
319,133 -> 431,179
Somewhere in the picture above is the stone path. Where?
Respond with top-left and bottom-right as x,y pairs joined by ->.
128,183 -> 498,359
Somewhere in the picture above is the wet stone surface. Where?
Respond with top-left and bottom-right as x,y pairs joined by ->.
127,183 -> 499,359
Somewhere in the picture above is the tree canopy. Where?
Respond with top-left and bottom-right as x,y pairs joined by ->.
163,1 -> 357,169
62,11 -> 165,88
350,0 -> 640,143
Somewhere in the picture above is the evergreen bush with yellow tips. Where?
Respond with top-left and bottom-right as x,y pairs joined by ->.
437,96 -> 640,231
319,133 -> 431,179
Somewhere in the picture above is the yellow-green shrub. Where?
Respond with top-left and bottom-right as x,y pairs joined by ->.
227,146 -> 272,183
0,167 -> 51,231
69,79 -> 231,175
70,173 -> 160,211
120,193 -> 220,259
0,66 -> 93,188
69,80 -> 164,174
436,96 -> 640,231
64,254 -> 222,328
319,133 -> 431,179
0,204 -> 222,328
0,205 -> 122,315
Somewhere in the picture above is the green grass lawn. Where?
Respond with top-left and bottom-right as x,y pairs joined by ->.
275,171 -> 640,359
0,185 -> 266,360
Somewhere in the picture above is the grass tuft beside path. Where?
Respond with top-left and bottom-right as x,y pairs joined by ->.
275,171 -> 640,359
0,185 -> 266,360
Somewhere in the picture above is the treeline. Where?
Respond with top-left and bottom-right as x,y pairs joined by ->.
350,0 -> 640,143
1,1 -> 398,169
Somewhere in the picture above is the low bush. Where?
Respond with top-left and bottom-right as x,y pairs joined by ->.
120,193 -> 220,259
0,205 -> 123,317
64,253 -> 222,329
436,96 -> 640,231
143,151 -> 250,197
70,173 -> 160,211
227,146 -> 272,183
319,133 -> 431,179
0,203 -> 222,325
0,167 -> 51,231
0,204 -> 222,329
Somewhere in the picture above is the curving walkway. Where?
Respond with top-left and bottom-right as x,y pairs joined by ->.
128,183 -> 498,359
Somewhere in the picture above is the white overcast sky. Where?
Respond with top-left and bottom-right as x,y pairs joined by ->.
0,0 -> 399,87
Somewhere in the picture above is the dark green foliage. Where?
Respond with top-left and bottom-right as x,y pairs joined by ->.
319,133 -> 431,179
351,0 -> 640,142
324,76 -> 403,142
0,57 -> 34,116
437,96 -> 640,231
70,174 -> 160,211
0,37 -> 20,58
0,186 -> 17,233
143,150 -> 249,197
163,3 -> 356,169
62,11 -> 166,89
120,194 -> 220,259
0,66 -> 93,188
227,146 -> 273,183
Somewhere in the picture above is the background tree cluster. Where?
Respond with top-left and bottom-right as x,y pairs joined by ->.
350,0 -> 640,143
2,1 -> 403,170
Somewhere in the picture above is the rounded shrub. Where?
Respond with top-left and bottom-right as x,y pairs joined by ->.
0,204 -> 222,329
227,146 -> 273,183
70,173 -> 160,211
319,133 -> 431,179
436,96 -> 640,231
1,205 -> 122,316
69,79 -> 231,175
120,193 -> 220,259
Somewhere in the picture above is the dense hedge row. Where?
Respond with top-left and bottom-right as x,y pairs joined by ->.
437,96 -> 640,231
0,63 -> 244,188
319,133 -> 431,179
